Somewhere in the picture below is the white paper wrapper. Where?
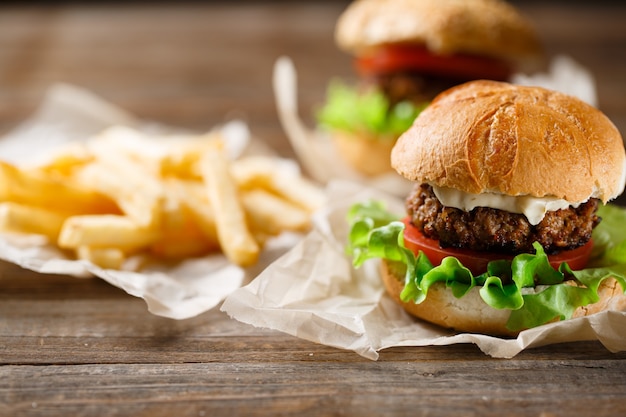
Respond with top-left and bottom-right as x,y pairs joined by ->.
0,83 -> 303,319
273,54 -> 598,197
222,181 -> 626,359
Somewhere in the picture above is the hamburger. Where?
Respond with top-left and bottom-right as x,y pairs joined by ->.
317,0 -> 543,176
348,80 -> 626,336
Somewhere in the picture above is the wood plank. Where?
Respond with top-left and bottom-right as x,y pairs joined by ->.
3,352 -> 626,416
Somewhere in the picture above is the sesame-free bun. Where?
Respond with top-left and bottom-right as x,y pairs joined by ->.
381,259 -> 626,336
335,0 -> 543,66
391,80 -> 626,203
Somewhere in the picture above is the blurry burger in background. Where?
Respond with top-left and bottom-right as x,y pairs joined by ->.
317,0 -> 544,176
348,80 -> 626,336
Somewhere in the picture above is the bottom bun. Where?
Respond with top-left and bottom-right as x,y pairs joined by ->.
381,259 -> 626,337
331,131 -> 396,177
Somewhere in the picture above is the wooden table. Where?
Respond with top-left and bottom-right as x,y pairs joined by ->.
2,2 -> 626,416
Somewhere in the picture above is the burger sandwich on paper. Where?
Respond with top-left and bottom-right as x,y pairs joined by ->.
317,0 -> 543,176
348,80 -> 626,336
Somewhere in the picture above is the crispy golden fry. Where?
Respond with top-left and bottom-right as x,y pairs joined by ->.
163,179 -> 219,244
230,156 -> 280,189
200,142 -> 260,267
241,189 -> 311,235
150,235 -> 217,259
89,126 -> 182,177
58,215 -> 159,252
159,134 -> 221,179
87,126 -> 163,175
0,202 -> 68,240
76,246 -> 125,270
0,161 -> 119,215
231,156 -> 326,212
149,191 -> 219,259
74,158 -> 163,228
30,142 -> 94,177
89,125 -> 220,179
159,192 -> 190,232
269,173 -> 326,213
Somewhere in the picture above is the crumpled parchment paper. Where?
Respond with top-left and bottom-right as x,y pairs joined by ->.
0,83 -> 303,319
221,181 -> 626,360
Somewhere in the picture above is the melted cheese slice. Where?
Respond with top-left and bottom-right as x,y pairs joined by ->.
431,185 -> 581,226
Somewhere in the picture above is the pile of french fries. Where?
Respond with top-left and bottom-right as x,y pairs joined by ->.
0,125 -> 326,270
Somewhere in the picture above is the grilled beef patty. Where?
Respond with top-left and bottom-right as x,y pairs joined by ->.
406,184 -> 600,255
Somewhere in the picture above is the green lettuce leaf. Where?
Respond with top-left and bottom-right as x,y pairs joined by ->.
589,204 -> 626,266
316,80 -> 427,138
346,200 -> 626,333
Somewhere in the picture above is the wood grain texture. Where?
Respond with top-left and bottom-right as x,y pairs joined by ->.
1,2 -> 626,416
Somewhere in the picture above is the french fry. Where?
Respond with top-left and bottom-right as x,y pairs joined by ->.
89,125 -> 220,179
0,161 -> 119,215
159,192 -> 190,231
150,235 -> 216,259
268,173 -> 326,213
0,202 -> 68,240
163,178 -> 219,244
58,215 -> 159,252
149,190 -> 219,259
230,156 -> 282,189
30,142 -> 94,177
74,157 -> 163,228
199,142 -> 260,267
241,189 -> 311,235
76,246 -> 125,270
88,126 -> 155,161
88,126 -> 170,176
159,134 -> 221,179
231,156 -> 326,212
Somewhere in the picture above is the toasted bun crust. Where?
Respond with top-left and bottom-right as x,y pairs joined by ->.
335,0 -> 542,66
381,259 -> 626,336
331,131 -> 396,176
391,80 -> 626,203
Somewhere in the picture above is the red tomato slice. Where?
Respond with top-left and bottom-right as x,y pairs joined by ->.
356,45 -> 512,81
401,217 -> 593,275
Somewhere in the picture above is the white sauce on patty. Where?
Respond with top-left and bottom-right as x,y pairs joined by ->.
430,185 -> 583,226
